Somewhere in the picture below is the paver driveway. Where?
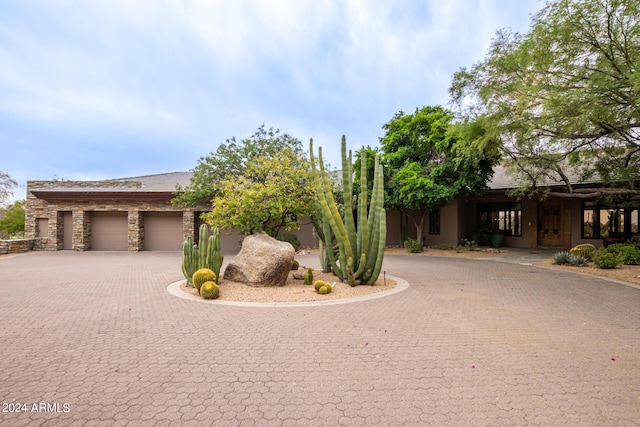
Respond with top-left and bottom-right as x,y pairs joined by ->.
1,251 -> 639,426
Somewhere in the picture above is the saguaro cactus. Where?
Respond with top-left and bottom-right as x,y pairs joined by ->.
181,224 -> 224,283
309,136 -> 386,286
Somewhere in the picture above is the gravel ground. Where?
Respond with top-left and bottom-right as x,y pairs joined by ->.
180,269 -> 397,302
535,257 -> 640,286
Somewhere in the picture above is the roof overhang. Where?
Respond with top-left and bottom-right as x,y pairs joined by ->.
31,189 -> 176,201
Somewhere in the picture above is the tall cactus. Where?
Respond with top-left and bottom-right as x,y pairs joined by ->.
181,236 -> 198,283
310,136 -> 386,286
209,226 -> 224,282
181,224 -> 224,283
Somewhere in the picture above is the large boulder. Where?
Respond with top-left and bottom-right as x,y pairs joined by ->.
223,232 -> 295,287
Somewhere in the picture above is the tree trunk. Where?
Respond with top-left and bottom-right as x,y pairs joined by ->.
403,209 -> 427,246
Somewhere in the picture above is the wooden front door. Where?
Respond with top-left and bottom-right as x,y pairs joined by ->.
538,202 -> 563,246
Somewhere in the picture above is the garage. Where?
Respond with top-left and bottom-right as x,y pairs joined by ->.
91,211 -> 128,250
144,211 -> 183,251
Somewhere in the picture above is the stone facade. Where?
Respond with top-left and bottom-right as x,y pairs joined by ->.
25,179 -> 203,252
0,239 -> 40,254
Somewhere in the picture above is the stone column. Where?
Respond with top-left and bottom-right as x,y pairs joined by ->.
183,210 -> 195,241
128,210 -> 144,251
54,211 -> 64,250
72,210 -> 91,251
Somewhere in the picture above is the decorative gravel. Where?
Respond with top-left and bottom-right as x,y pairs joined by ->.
180,269 -> 397,303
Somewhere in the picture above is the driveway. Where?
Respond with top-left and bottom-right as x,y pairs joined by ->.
0,251 -> 638,426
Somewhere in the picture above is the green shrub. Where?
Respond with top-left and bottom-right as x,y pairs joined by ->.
605,243 -> 640,265
568,254 -> 588,267
553,251 -> 571,265
192,268 -> 216,292
570,243 -> 596,260
404,238 -> 422,253
592,248 -> 621,269
291,259 -> 300,270
200,281 -> 220,299
276,230 -> 301,251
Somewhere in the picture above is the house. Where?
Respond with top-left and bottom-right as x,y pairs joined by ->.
387,166 -> 639,250
25,172 -> 317,253
24,167 -> 638,253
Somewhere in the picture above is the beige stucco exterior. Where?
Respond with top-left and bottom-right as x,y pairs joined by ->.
20,169 -> 633,255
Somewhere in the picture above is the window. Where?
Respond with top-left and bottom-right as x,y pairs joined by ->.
582,201 -> 639,239
429,208 -> 440,235
477,202 -> 522,236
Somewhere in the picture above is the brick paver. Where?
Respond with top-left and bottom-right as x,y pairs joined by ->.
1,251 -> 638,426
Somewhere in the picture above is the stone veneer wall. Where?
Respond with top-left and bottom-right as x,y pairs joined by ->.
0,238 -> 48,254
25,180 -> 202,252
25,179 -> 320,253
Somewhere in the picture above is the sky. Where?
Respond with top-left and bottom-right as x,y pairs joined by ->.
0,0 -> 542,202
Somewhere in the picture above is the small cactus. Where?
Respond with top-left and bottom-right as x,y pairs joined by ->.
193,268 -> 216,292
570,244 -> 596,260
304,268 -> 313,285
200,281 -> 220,299
291,259 -> 300,270
314,281 -> 332,294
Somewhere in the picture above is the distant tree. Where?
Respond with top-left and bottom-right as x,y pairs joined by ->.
0,200 -> 25,237
201,149 -> 314,237
173,125 -> 305,207
0,171 -> 17,207
380,106 -> 499,240
450,0 -> 640,196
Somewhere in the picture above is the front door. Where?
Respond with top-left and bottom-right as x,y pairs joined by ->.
538,202 -> 563,246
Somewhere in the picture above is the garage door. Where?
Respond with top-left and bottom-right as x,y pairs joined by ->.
144,212 -> 183,251
91,211 -> 128,250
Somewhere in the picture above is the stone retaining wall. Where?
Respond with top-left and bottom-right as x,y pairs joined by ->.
0,238 -> 48,254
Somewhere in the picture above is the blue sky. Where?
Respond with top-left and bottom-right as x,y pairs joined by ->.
1,0 -> 541,201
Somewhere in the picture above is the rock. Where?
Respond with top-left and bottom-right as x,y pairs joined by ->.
223,232 -> 295,287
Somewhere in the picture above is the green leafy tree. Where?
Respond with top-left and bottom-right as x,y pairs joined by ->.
202,149 -> 314,238
450,0 -> 640,196
0,171 -> 17,208
380,106 -> 499,241
0,200 -> 25,238
173,125 -> 305,207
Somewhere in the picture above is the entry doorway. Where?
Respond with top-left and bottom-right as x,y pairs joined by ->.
538,201 -> 565,247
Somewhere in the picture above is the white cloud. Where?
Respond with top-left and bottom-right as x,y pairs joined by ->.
0,0 -> 541,186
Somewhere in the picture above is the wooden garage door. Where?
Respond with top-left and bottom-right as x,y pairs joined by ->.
91,211 -> 128,250
144,212 -> 183,251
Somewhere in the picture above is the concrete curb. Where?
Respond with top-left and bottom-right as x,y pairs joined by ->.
166,274 -> 409,307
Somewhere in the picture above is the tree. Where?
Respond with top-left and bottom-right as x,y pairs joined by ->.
379,106 -> 499,241
173,125 -> 305,207
201,148 -> 315,238
450,0 -> 640,196
0,171 -> 17,207
0,200 -> 25,238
